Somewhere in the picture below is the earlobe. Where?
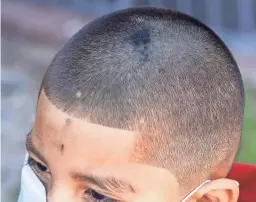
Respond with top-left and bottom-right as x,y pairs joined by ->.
195,179 -> 239,202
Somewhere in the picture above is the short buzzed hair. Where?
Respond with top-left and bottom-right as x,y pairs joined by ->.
42,7 -> 244,192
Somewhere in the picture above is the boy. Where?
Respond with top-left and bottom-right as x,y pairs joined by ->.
18,7 -> 253,202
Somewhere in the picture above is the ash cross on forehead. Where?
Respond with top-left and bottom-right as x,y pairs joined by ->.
59,118 -> 72,154
65,118 -> 72,127
26,118 -> 71,156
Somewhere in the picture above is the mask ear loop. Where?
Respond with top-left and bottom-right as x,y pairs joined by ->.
180,180 -> 211,202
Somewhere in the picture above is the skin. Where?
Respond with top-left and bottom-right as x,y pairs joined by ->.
26,90 -> 239,202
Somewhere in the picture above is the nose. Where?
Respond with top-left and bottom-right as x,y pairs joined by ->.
47,183 -> 77,202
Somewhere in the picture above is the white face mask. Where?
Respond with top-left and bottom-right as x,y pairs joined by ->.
17,154 -> 210,202
17,154 -> 46,202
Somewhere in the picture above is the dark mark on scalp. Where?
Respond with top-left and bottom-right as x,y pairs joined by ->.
131,28 -> 151,46
130,28 -> 151,62
158,68 -> 166,74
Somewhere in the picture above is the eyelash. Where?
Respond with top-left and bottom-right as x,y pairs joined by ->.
26,156 -> 50,176
85,189 -> 117,202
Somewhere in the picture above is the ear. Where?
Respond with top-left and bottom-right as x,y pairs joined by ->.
194,179 -> 239,202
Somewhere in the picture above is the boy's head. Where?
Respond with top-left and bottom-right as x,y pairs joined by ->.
26,7 -> 244,202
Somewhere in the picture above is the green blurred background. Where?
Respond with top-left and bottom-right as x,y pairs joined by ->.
236,86 -> 256,163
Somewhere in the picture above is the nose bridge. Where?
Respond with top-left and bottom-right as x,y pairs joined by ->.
47,182 -> 76,202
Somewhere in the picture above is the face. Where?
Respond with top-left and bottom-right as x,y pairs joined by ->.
26,91 -> 181,202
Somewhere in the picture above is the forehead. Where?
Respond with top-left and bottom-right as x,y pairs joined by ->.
31,91 -> 180,200
33,91 -> 136,165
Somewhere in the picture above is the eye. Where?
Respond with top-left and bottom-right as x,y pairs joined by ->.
36,161 -> 48,172
86,189 -> 115,201
27,156 -> 50,174
91,189 -> 106,200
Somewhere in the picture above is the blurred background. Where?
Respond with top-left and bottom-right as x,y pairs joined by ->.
1,0 -> 256,201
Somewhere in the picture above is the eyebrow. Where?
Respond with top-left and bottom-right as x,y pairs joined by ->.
26,133 -> 137,196
26,132 -> 47,163
72,172 -> 137,195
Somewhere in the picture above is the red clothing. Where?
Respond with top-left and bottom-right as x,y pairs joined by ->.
227,163 -> 256,202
